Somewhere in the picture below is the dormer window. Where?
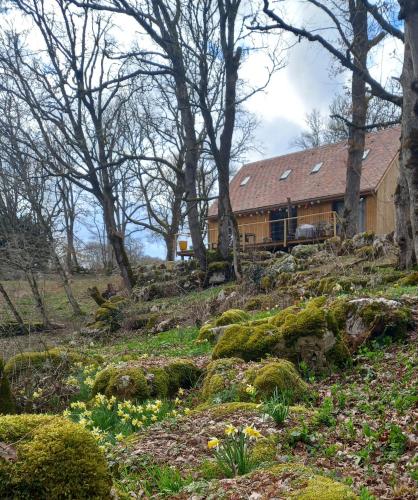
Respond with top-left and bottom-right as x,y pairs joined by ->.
310,162 -> 323,174
280,169 -> 292,180
240,175 -> 251,186
362,149 -> 370,160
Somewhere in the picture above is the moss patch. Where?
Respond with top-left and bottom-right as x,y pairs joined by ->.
0,357 -> 14,414
0,415 -> 112,499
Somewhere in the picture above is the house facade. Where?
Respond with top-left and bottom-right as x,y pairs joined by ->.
207,127 -> 400,250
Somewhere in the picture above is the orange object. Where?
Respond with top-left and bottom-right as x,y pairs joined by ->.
178,240 -> 188,251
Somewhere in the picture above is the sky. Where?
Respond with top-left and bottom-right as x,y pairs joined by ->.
2,1 -> 403,260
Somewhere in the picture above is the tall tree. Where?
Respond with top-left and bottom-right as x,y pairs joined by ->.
0,0 -> 156,290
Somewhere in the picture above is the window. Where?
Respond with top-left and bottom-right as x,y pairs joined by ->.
240,176 -> 251,186
310,162 -> 323,174
362,149 -> 370,160
280,169 -> 292,180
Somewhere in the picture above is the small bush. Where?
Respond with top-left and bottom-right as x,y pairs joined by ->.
0,358 -> 14,414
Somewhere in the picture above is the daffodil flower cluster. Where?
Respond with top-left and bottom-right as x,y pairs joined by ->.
206,424 -> 263,477
63,389 -> 190,446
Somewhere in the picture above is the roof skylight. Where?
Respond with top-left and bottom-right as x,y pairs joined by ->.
280,169 -> 292,180
310,162 -> 323,174
362,149 -> 370,160
240,175 -> 251,186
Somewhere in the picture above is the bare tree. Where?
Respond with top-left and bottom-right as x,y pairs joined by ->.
0,0 -> 162,290
257,0 -> 397,237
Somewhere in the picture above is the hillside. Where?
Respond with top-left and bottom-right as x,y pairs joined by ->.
0,235 -> 417,499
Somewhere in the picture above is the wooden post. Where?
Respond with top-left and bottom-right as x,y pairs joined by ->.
333,211 -> 337,237
284,218 -> 287,247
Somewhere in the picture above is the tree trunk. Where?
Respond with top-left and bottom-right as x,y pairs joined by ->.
51,251 -> 83,316
165,233 -> 177,262
343,1 -> 368,238
25,270 -> 50,328
65,224 -> 79,273
0,281 -> 26,331
396,5 -> 418,267
173,71 -> 207,271
102,192 -> 135,291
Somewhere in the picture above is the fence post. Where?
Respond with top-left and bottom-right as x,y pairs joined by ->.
284,219 -> 287,247
333,211 -> 337,237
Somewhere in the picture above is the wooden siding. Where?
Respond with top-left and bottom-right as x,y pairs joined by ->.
364,195 -> 377,232
375,156 -> 399,235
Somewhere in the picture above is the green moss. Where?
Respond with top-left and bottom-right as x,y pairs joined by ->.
147,367 -> 170,398
212,323 -> 281,361
327,338 -> 352,367
0,358 -> 14,414
280,304 -> 327,346
199,459 -> 224,480
200,358 -> 244,401
260,275 -> 274,291
358,302 -> 412,338
208,261 -> 229,273
248,359 -> 308,402
197,323 -> 216,343
354,245 -> 375,259
214,309 -> 250,327
268,305 -> 299,327
4,348 -> 81,376
103,367 -> 150,401
0,415 -> 112,499
164,360 -> 202,394
294,475 -> 357,499
249,436 -> 277,464
398,271 -> 418,286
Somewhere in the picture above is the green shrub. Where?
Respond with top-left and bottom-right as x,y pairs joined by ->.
398,271 -> 418,286
0,415 -> 112,499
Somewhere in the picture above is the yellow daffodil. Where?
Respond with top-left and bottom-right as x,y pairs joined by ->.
174,397 -> 181,406
178,388 -> 185,396
184,408 -> 191,415
62,409 -> 70,417
245,384 -> 256,396
207,437 -> 220,449
243,426 -> 262,440
115,433 -> 124,441
225,424 -> 238,436
151,415 -> 158,422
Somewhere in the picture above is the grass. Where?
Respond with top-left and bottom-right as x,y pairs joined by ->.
0,275 -> 112,324
90,326 -> 212,360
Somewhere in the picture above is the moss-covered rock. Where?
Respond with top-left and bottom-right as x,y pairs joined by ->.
344,298 -> 413,350
294,474 -> 357,499
93,360 -> 201,401
201,358 -> 308,403
212,299 -> 351,371
197,309 -> 251,343
87,298 -> 125,332
0,358 -> 14,414
0,415 -> 112,498
4,348 -> 81,376
398,271 -> 418,286
246,359 -> 308,401
215,309 -> 251,327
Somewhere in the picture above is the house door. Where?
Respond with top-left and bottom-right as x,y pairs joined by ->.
270,207 -> 297,243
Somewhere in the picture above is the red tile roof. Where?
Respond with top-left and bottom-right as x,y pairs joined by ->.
208,126 -> 400,217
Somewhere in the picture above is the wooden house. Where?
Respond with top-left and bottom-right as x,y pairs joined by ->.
206,126 -> 401,250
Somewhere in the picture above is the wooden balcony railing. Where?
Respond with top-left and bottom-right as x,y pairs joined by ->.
176,211 -> 340,256
207,211 -> 339,250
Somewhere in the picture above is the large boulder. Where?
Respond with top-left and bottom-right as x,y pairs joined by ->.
211,299 -> 348,371
342,297 -> 412,350
291,244 -> 320,259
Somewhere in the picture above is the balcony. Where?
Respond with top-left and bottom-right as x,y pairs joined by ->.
176,211 -> 339,258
